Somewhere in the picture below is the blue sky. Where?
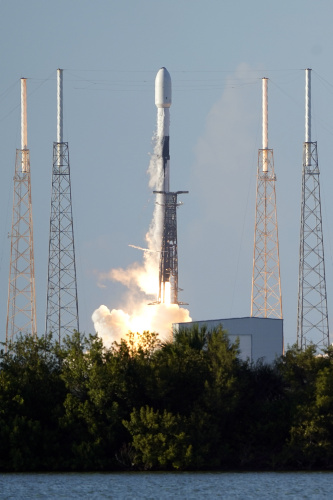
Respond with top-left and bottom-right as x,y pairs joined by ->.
1,0 -> 333,348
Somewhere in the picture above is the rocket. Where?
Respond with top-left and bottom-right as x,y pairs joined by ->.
152,67 -> 188,305
155,67 -> 172,192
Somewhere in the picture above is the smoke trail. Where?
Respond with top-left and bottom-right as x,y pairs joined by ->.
92,115 -> 191,346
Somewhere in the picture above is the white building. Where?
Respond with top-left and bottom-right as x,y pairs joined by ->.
174,316 -> 283,364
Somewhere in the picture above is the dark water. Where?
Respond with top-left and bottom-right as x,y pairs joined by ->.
1,471 -> 332,499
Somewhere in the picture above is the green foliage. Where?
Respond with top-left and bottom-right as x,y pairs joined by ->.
0,334 -> 66,470
123,406 -> 192,470
172,324 -> 208,351
2,328 -> 333,471
276,344 -> 333,468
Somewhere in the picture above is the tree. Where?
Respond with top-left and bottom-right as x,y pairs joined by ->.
123,406 -> 192,470
0,334 -> 66,471
59,331 -> 121,469
278,344 -> 333,468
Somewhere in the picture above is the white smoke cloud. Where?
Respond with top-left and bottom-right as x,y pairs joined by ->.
92,110 -> 191,347
181,63 -> 260,322
92,302 -> 191,346
193,62 -> 258,227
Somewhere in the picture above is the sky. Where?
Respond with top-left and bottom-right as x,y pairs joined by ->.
1,0 -> 333,349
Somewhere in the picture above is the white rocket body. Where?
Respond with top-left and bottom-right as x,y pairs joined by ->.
155,67 -> 172,192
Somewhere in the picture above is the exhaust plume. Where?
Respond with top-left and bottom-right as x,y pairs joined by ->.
92,121 -> 191,347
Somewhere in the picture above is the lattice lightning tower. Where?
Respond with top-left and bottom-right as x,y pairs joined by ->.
6,78 -> 37,343
297,69 -> 329,350
251,78 -> 282,319
46,69 -> 79,342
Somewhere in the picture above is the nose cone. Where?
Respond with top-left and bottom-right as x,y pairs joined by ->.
155,67 -> 172,108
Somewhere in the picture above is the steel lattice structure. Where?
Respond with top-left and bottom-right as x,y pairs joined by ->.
251,149 -> 282,319
251,78 -> 282,320
6,147 -> 37,342
46,141 -> 79,342
297,69 -> 329,351
153,190 -> 188,304
297,141 -> 329,349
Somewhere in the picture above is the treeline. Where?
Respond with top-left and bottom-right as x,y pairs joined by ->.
1,327 -> 333,472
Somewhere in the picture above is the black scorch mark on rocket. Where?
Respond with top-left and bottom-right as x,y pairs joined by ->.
162,136 -> 170,174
